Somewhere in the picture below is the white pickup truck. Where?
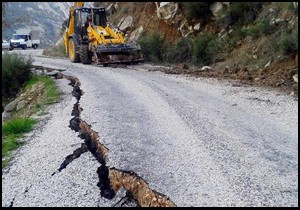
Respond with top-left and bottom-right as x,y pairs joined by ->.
10,30 -> 40,50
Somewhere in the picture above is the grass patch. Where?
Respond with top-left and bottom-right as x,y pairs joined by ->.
10,75 -> 59,119
2,118 -> 37,168
2,118 -> 37,136
2,135 -> 22,158
2,75 -> 60,168
25,75 -> 59,104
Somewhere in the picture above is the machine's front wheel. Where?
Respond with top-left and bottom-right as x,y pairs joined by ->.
79,44 -> 92,64
68,38 -> 80,63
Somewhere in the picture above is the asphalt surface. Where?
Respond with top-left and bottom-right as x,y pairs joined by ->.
2,49 -> 298,207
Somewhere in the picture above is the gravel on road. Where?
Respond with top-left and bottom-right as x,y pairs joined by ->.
2,52 -> 298,207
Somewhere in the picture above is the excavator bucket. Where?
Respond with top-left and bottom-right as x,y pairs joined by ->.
95,43 -> 144,65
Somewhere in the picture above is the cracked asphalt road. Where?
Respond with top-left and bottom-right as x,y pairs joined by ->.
2,49 -> 298,207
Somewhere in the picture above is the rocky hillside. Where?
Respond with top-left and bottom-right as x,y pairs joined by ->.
2,2 -> 92,47
101,2 -> 298,96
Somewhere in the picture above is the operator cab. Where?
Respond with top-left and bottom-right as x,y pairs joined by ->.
73,7 -> 107,35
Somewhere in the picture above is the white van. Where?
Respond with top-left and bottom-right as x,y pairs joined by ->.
10,30 -> 40,50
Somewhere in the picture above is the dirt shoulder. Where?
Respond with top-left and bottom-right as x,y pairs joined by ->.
136,53 -> 298,99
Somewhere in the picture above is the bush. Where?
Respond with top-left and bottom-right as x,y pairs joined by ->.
234,27 -> 248,40
230,2 -> 251,24
288,2 -> 298,15
267,21 -> 298,56
183,2 -> 213,21
246,18 -> 274,38
216,35 -> 234,54
2,53 -> 32,100
279,28 -> 298,55
207,38 -> 223,63
245,26 -> 260,39
137,32 -> 164,63
192,32 -> 218,66
257,18 -> 274,35
219,2 -> 264,27
183,2 -> 213,20
163,37 -> 193,64
267,35 -> 280,53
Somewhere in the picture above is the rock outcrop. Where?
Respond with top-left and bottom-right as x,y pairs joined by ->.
118,16 -> 133,32
156,2 -> 178,20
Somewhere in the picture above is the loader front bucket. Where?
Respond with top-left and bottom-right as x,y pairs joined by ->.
95,43 -> 144,65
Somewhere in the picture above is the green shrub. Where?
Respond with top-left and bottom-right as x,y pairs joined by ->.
183,2 -> 213,21
230,2 -> 250,24
279,28 -> 298,55
246,25 -> 260,38
267,22 -> 298,56
288,2 -> 298,15
267,36 -> 280,53
2,53 -> 32,100
207,38 -> 223,63
246,18 -> 274,38
234,27 -> 248,40
216,35 -> 234,53
257,18 -> 274,35
137,32 -> 164,63
192,32 -> 218,66
219,2 -> 263,27
163,37 -> 193,64
215,27 -> 248,53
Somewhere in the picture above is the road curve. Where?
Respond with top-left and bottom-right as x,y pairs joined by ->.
2,50 -> 298,207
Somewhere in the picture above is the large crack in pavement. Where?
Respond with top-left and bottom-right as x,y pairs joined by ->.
40,66 -> 176,207
9,197 -> 15,207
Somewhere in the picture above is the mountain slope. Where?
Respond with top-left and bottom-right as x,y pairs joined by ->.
2,2 -> 91,47
105,2 -> 298,95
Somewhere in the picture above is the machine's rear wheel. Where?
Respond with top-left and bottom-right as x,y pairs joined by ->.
79,44 -> 92,64
68,38 -> 80,63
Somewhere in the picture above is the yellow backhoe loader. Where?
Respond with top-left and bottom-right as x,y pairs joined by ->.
63,2 -> 143,65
